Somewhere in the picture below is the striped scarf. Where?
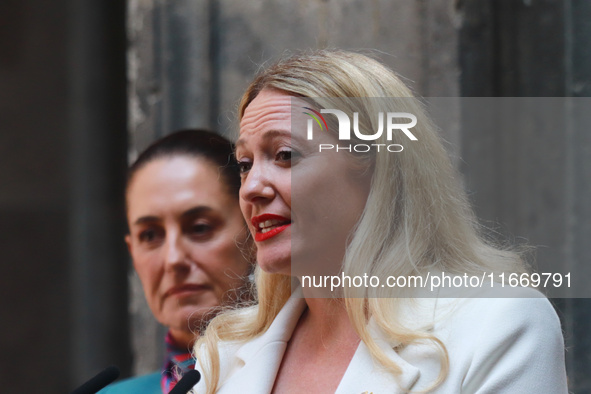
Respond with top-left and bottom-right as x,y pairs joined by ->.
161,332 -> 196,393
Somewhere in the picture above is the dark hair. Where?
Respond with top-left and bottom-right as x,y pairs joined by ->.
126,129 -> 240,197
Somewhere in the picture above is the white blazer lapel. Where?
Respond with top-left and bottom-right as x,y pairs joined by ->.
214,292 -> 307,394
195,291 -> 427,394
335,320 -> 421,394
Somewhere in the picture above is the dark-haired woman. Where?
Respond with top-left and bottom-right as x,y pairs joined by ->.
102,129 -> 252,393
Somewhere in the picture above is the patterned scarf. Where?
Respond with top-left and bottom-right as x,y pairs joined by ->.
161,332 -> 196,393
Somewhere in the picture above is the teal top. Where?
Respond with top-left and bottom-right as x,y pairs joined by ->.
98,371 -> 161,393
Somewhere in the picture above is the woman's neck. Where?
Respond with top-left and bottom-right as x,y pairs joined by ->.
168,328 -> 198,350
299,294 -> 359,349
270,289 -> 361,393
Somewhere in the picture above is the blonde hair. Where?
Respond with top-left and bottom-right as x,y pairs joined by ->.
194,49 -> 528,392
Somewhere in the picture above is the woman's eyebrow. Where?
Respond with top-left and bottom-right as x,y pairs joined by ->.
133,215 -> 160,226
235,129 -> 292,149
182,206 -> 213,219
133,207 -> 214,225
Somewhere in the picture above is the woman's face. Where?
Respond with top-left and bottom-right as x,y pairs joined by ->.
125,156 -> 249,344
236,89 -> 372,277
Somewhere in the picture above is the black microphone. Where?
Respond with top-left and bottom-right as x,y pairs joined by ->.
169,370 -> 201,394
71,365 -> 120,394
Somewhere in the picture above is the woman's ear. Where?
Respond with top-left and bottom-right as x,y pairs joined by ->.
125,234 -> 132,255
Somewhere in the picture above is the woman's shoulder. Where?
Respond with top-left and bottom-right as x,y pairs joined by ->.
424,287 -> 563,357
440,286 -> 561,331
401,286 -> 560,332
97,371 -> 161,394
411,287 -> 568,393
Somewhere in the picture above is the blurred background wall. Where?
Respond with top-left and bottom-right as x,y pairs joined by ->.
0,0 -> 589,392
0,0 -> 131,392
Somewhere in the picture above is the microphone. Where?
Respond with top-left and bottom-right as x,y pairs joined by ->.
71,365 -> 120,394
169,370 -> 201,394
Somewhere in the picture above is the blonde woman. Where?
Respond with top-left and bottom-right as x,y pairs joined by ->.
192,50 -> 568,393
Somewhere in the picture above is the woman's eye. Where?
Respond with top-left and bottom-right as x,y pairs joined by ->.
138,228 -> 163,244
191,223 -> 212,235
237,159 -> 252,174
276,150 -> 292,162
188,222 -> 214,240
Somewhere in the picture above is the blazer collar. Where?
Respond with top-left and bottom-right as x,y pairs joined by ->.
234,286 -> 307,364
335,319 -> 421,393
214,288 -> 422,394
211,288 -> 306,393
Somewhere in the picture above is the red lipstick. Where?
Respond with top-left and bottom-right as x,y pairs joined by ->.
251,213 -> 291,242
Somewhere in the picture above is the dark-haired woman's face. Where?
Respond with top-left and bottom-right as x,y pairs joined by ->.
125,156 -> 250,345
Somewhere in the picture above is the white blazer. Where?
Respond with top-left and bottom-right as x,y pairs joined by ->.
193,286 -> 568,393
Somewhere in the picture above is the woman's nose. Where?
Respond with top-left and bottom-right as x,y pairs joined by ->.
239,162 -> 275,204
164,230 -> 190,270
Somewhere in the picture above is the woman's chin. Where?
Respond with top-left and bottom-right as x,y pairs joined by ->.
257,259 -> 291,276
165,304 -> 219,330
255,248 -> 291,274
